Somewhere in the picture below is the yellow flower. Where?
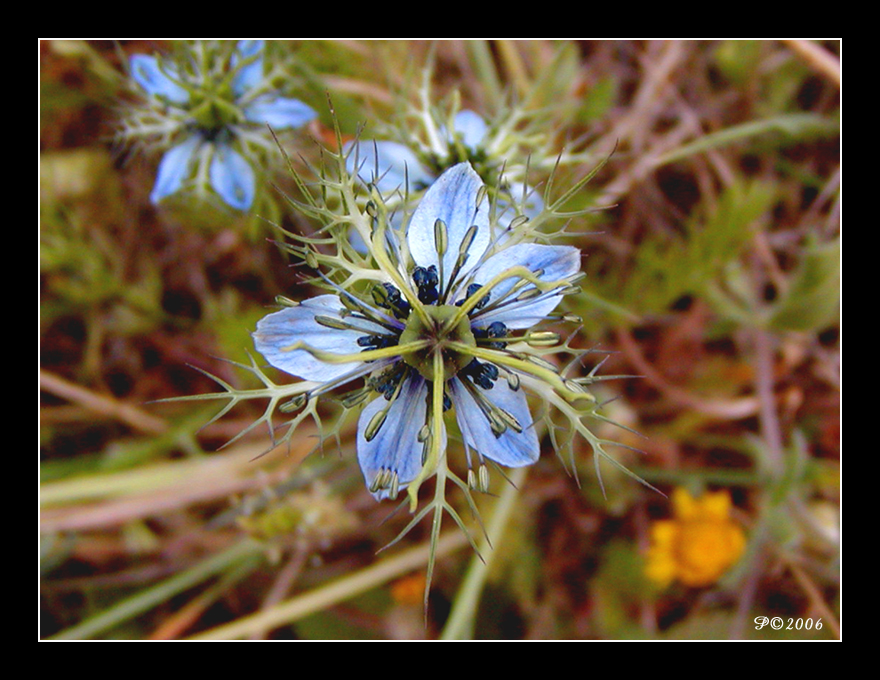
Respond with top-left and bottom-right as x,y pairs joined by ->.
645,488 -> 746,588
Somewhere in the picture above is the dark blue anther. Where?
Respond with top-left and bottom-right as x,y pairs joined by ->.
373,282 -> 411,320
463,359 -> 500,390
487,321 -> 507,338
369,363 -> 407,400
473,321 -> 508,349
357,334 -> 395,350
455,282 -> 489,309
412,265 -> 439,304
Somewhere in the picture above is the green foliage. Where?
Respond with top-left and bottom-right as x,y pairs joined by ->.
591,539 -> 656,638
713,40 -> 765,86
768,237 -> 840,332
40,149 -> 164,332
593,179 -> 777,321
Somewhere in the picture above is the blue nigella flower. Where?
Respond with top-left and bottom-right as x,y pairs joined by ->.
128,41 -> 317,211
346,109 -> 544,226
253,162 -> 579,500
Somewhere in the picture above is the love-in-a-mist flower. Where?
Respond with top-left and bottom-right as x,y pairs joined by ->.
178,129 -> 634,590
347,108 -> 544,228
254,162 -> 581,502
123,40 -> 316,210
347,110 -> 490,195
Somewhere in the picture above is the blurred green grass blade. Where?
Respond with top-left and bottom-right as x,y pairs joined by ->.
466,41 -> 504,111
657,113 -> 839,166
440,467 -> 527,640
190,531 -> 469,640
48,539 -> 263,640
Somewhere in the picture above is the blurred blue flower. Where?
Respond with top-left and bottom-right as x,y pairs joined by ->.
346,110 -> 543,225
128,41 -> 317,211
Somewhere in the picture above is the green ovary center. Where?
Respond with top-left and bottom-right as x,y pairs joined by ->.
189,86 -> 240,133
399,305 -> 475,381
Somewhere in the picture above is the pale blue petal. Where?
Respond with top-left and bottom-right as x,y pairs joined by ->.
130,54 -> 189,104
468,244 -> 580,329
452,110 -> 488,149
345,140 -> 434,195
450,376 -> 539,467
232,40 -> 265,95
150,135 -> 201,204
253,294 -> 388,382
407,162 -> 491,291
357,375 -> 430,500
209,143 -> 256,210
244,95 -> 317,129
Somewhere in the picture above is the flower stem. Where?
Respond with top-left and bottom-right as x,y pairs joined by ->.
440,466 -> 527,640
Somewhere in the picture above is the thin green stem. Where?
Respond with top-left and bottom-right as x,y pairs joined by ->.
466,41 -> 503,113
440,466 -> 527,640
